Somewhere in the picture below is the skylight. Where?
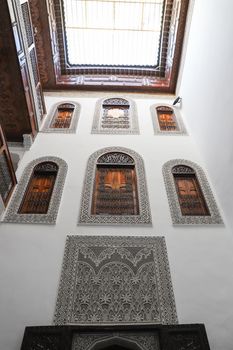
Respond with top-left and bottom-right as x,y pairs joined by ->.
63,0 -> 164,67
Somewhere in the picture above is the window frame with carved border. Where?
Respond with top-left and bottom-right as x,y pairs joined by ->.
163,159 -> 223,225
3,156 -> 67,224
151,104 -> 187,135
41,101 -> 80,133
92,96 -> 139,134
79,147 -> 152,225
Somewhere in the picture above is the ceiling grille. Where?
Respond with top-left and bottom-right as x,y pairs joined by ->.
63,0 -> 164,67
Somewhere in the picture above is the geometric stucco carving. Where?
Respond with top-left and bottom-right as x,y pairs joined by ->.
163,159 -> 223,225
3,156 -> 67,224
151,104 -> 187,135
78,147 -> 152,225
41,101 -> 80,133
54,235 -> 178,325
72,331 -> 160,350
92,96 -> 139,134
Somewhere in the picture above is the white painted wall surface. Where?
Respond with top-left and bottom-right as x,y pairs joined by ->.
0,92 -> 233,350
178,0 -> 233,232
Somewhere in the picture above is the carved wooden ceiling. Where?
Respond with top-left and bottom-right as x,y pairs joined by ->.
29,0 -> 189,93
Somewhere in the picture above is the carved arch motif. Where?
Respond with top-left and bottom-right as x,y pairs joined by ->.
151,104 -> 187,135
3,156 -> 67,224
79,147 -> 151,225
163,159 -> 223,224
86,335 -> 152,350
41,101 -> 80,133
92,97 -> 139,134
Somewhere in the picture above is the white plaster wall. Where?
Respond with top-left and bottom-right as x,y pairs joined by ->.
178,0 -> 233,231
0,92 -> 233,350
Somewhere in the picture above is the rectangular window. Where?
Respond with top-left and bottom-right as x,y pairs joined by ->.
102,105 -> 130,129
19,173 -> 56,214
158,110 -> 178,131
51,106 -> 74,128
174,175 -> 210,216
92,165 -> 139,215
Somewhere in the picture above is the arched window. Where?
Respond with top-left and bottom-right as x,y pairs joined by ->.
3,156 -> 67,224
19,162 -> 58,214
151,104 -> 187,135
92,97 -> 139,134
163,159 -> 223,225
92,152 -> 139,216
79,147 -> 151,225
42,101 -> 80,133
51,103 -> 74,129
172,165 -> 209,216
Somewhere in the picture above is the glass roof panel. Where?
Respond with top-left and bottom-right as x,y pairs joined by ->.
63,0 -> 164,66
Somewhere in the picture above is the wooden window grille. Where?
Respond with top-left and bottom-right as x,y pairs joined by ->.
91,152 -> 139,215
0,153 -> 15,203
19,162 -> 58,214
51,103 -> 74,129
29,47 -> 39,86
156,106 -> 178,131
21,2 -> 34,47
172,165 -> 210,216
102,98 -> 130,129
0,125 -> 17,205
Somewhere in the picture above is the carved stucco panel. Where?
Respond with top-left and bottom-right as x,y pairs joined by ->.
54,235 -> 178,325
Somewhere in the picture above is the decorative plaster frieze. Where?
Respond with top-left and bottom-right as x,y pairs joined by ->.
54,235 -> 178,325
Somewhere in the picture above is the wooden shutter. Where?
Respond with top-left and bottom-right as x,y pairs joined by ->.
92,166 -> 139,215
19,163 -> 57,214
51,104 -> 74,128
157,106 -> 178,131
174,175 -> 210,216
